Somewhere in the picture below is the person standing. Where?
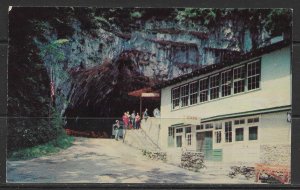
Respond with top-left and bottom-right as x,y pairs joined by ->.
143,108 -> 149,121
131,110 -> 136,129
122,112 -> 129,129
135,113 -> 141,129
114,120 -> 120,140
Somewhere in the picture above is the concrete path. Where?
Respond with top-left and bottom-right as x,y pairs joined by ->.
7,137 -> 254,183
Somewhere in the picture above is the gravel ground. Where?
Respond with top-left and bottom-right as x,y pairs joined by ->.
7,137 -> 255,183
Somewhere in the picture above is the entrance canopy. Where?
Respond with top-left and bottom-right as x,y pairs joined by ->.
128,87 -> 160,98
128,87 -> 160,116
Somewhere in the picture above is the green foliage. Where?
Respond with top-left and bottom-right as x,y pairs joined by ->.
265,9 -> 292,37
40,39 -> 69,59
175,8 -> 292,37
130,11 -> 143,19
8,133 -> 74,160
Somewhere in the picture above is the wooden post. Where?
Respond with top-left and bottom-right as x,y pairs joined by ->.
140,96 -> 142,117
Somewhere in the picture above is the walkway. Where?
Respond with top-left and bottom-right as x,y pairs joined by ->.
7,137 -> 254,183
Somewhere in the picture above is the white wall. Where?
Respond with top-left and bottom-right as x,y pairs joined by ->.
160,47 -> 291,120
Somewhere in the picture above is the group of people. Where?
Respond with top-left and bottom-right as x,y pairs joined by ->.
114,109 -> 149,141
113,108 -> 149,140
122,108 -> 149,130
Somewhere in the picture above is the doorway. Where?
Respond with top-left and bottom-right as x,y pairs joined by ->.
196,131 -> 213,160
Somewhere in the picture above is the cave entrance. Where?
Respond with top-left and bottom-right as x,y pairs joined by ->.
64,89 -> 160,139
63,54 -> 161,138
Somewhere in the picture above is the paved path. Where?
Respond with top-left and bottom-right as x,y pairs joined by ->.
7,137 -> 254,183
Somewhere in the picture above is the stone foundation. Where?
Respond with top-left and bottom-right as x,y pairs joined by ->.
260,144 -> 290,166
180,151 -> 205,172
142,150 -> 167,161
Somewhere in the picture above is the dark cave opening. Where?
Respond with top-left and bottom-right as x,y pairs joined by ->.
63,57 -> 161,138
64,97 -> 160,138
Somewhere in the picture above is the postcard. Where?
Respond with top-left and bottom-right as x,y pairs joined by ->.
6,7 -> 292,184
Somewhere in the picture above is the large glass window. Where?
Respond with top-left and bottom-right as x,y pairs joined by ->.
221,70 -> 232,97
249,126 -> 258,140
181,85 -> 189,107
225,121 -> 232,142
233,66 -> 245,94
189,81 -> 199,105
235,128 -> 244,141
247,61 -> 261,90
172,87 -> 180,109
210,74 -> 219,100
199,78 -> 208,102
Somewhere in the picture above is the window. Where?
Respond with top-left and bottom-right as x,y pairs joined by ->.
168,127 -> 174,137
210,74 -> 220,100
185,127 -> 191,133
205,123 -> 213,129
176,136 -> 182,147
221,70 -> 232,97
176,128 -> 183,133
248,117 -> 259,123
186,134 -> 192,146
234,119 -> 245,125
233,66 -> 245,94
225,121 -> 232,142
215,122 -> 222,130
181,85 -> 189,107
215,131 -> 222,143
172,88 -> 180,109
235,128 -> 244,141
249,126 -> 258,140
189,81 -> 199,105
196,125 -> 204,130
247,61 -> 261,90
199,78 -> 208,102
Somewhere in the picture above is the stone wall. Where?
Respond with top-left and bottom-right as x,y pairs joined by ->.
260,144 -> 291,166
180,151 -> 205,172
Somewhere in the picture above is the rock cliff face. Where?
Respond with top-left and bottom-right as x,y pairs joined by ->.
9,8 -> 290,131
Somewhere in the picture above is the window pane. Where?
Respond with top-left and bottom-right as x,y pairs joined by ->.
199,78 -> 208,102
181,85 -> 189,107
233,66 -> 245,94
249,126 -> 258,140
221,70 -> 232,97
189,81 -> 198,105
186,127 -> 191,133
176,128 -> 183,133
247,61 -> 261,90
172,88 -> 180,109
215,131 -> 222,143
225,121 -> 232,142
235,128 -> 244,141
210,75 -> 220,100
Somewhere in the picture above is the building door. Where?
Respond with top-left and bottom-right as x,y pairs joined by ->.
176,135 -> 182,147
196,131 -> 213,160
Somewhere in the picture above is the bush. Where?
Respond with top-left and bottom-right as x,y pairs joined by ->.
8,132 -> 74,161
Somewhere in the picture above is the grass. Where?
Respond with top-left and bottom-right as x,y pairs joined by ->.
8,133 -> 74,161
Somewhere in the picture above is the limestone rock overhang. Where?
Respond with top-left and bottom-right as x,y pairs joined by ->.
153,39 -> 291,90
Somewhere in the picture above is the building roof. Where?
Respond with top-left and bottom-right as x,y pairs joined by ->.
153,40 -> 291,90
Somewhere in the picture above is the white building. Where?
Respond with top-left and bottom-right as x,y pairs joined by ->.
155,40 -> 291,165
